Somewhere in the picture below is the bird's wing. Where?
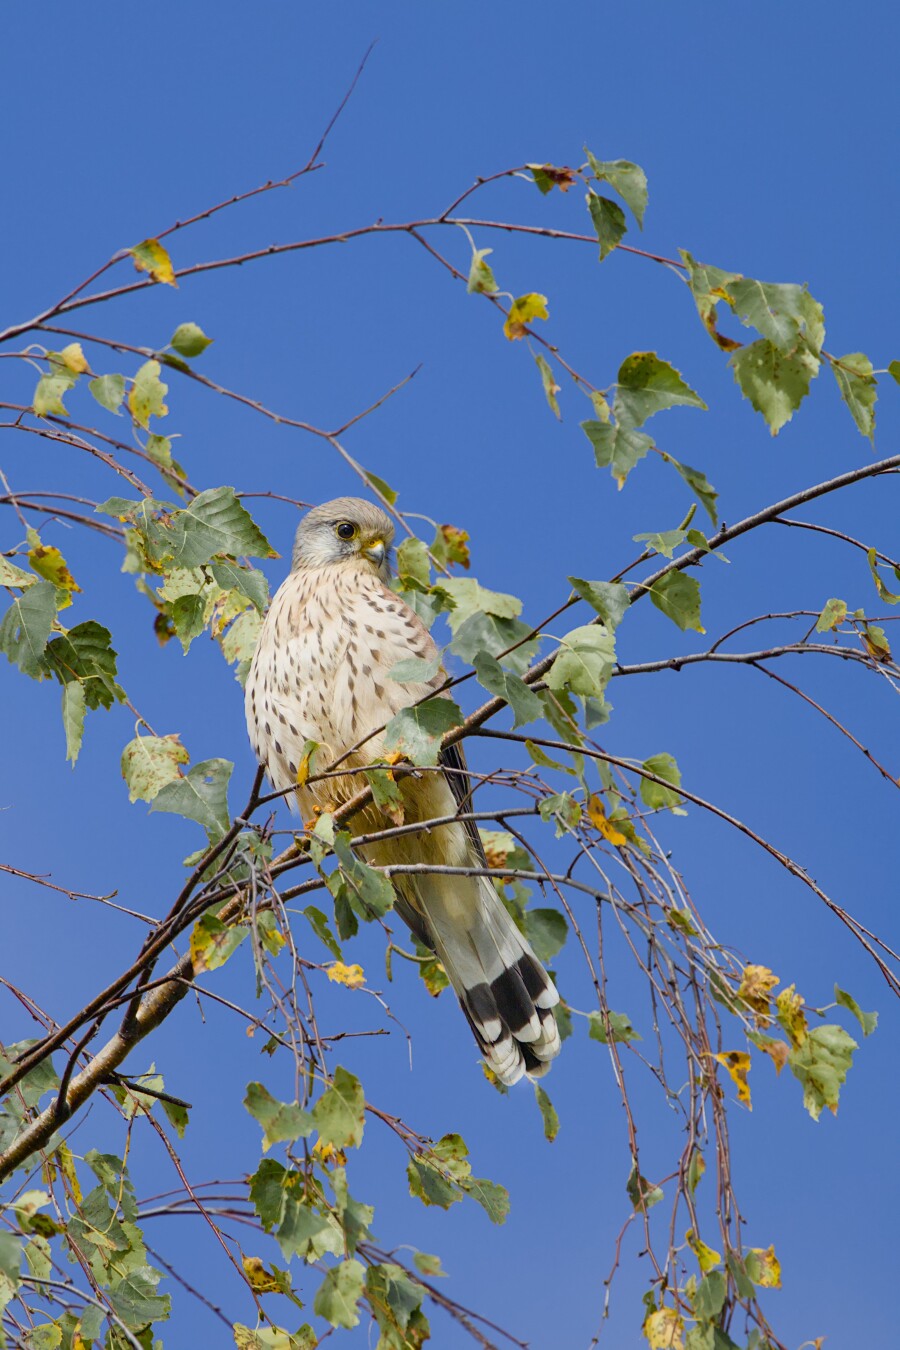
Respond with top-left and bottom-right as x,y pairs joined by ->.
438,738 -> 488,864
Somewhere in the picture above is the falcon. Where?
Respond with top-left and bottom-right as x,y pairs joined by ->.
245,497 -> 560,1084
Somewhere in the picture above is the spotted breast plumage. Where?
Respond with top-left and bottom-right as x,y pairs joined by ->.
245,496 -> 560,1084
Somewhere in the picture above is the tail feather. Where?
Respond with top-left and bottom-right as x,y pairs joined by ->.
419,875 -> 561,1087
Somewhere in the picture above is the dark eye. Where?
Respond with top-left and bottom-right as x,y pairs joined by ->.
336,521 -> 357,541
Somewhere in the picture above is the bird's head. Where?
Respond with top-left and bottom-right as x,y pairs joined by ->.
291,497 -> 395,579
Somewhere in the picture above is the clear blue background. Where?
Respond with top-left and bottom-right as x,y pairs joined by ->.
1,4 -> 897,1347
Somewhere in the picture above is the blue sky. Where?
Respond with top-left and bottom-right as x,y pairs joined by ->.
1,3 -> 898,1347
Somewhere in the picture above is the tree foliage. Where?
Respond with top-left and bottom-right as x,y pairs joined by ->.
0,66 -> 896,1350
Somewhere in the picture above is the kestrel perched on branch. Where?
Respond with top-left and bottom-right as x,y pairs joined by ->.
245,497 -> 560,1085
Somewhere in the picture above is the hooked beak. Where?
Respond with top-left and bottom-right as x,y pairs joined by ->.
363,539 -> 386,567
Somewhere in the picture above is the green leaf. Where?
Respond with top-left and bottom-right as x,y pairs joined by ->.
366,1261 -> 423,1332
128,359 -> 169,429
89,373 -> 126,414
365,767 -> 405,825
361,468 -> 398,506
634,528 -> 688,560
788,1023 -> 858,1120
730,338 -> 819,435
546,625 -> 616,697
586,192 -> 627,260
384,698 -> 463,766
626,1161 -> 662,1212
106,1266 -> 170,1330
831,352 -> 877,442
61,681 -> 85,764
815,597 -> 848,633
473,650 -> 543,729
387,653 -> 442,684
538,790 -> 581,836
413,1250 -> 446,1277
534,352 -> 561,418
888,359 -> 900,384
585,152 -> 648,225
834,985 -> 878,1037
867,547 -> 900,604
464,1176 -> 510,1224
450,611 -> 540,675
220,607 -> 262,680
568,578 -> 629,630
313,1259 -> 365,1330
33,353 -> 80,417
524,907 -> 567,962
0,580 -> 57,676
533,1084 -> 559,1142
121,732 -> 190,803
151,757 -> 233,842
663,456 -> 720,527
249,1158 -> 288,1231
435,577 -> 522,633
313,1066 -> 365,1150
170,322 -> 213,358
171,592 -> 207,652
164,487 -> 277,566
614,352 -> 706,428
244,1083 -> 314,1151
407,1156 -> 461,1210
640,752 -> 684,811
395,537 -> 430,589
727,278 -> 807,350
581,419 -> 654,487
46,621 -> 124,708
693,1270 -> 727,1321
332,1168 -> 374,1255
679,250 -> 743,350
209,561 -> 270,612
467,246 -> 498,295
0,555 -> 35,589
331,831 -> 396,920
589,1010 -> 641,1044
648,571 -> 705,632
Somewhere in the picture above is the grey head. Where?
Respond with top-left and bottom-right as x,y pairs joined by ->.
291,497 -> 395,579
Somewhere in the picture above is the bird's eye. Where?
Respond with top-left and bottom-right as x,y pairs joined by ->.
335,521 -> 357,541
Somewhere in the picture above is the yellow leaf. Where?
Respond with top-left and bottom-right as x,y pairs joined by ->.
312,1138 -> 346,1167
587,794 -> 627,846
327,961 -> 365,989
56,1141 -> 82,1205
737,963 -> 779,1021
242,1255 -> 281,1293
296,739 -> 318,787
747,1244 -> 782,1289
439,523 -> 471,569
60,342 -> 89,374
644,1307 -> 684,1350
504,292 -> 549,340
28,543 -> 81,608
775,984 -> 807,1048
130,237 -> 178,287
862,624 -> 891,662
685,1227 -> 721,1273
128,359 -> 169,429
713,1050 -> 752,1108
755,1036 -> 790,1075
